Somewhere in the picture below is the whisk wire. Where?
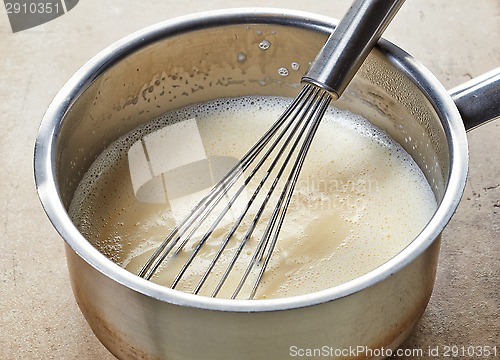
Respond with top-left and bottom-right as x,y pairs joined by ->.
139,84 -> 334,297
208,86 -> 329,297
171,86 -> 317,258
248,91 -> 332,299
176,85 -> 321,292
138,85 -> 315,281
228,88 -> 331,298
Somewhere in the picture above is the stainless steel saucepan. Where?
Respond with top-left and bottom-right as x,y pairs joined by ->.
34,8 -> 499,360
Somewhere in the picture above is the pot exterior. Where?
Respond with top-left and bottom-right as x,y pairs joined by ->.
66,237 -> 440,360
35,9 -> 468,360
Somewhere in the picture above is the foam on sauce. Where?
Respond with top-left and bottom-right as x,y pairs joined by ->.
69,95 -> 437,299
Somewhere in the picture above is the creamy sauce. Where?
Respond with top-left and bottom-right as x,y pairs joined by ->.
69,95 -> 437,299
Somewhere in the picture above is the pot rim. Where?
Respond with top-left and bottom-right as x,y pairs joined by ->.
34,7 -> 468,312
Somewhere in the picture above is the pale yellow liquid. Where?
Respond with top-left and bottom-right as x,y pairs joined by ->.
69,96 -> 437,299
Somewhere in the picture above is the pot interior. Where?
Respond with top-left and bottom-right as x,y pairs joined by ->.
43,11 -> 467,306
55,19 -> 450,212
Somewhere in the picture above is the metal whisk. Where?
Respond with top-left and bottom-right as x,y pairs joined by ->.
138,0 -> 405,299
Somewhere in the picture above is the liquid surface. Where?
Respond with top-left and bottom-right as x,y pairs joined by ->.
69,95 -> 437,299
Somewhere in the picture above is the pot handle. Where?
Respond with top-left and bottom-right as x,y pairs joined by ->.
449,67 -> 500,131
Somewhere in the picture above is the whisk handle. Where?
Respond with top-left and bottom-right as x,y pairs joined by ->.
302,0 -> 405,98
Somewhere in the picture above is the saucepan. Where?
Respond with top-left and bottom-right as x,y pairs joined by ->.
34,8 -> 499,360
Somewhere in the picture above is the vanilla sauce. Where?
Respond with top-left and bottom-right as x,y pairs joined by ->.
69,96 -> 437,299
